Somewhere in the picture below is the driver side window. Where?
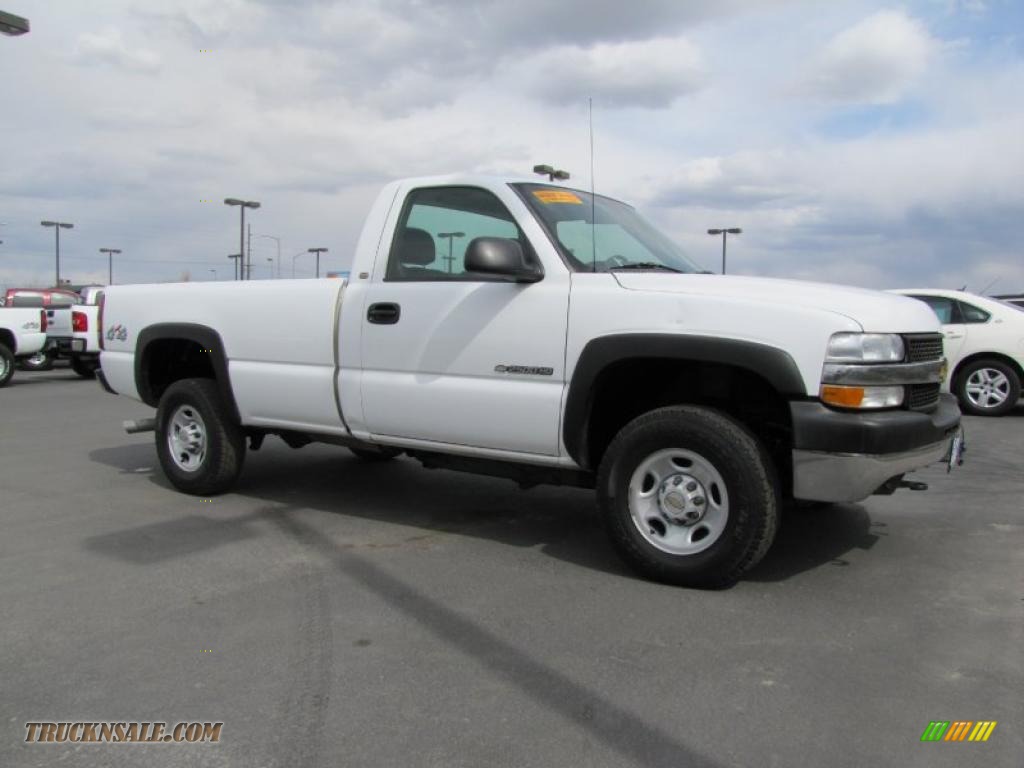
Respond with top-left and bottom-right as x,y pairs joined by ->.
385,186 -> 533,282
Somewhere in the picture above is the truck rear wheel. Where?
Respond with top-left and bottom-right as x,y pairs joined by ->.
597,406 -> 779,589
155,378 -> 245,495
0,344 -> 14,388
71,355 -> 97,379
19,350 -> 54,372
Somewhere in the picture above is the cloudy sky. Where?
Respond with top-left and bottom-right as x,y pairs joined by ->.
1,0 -> 1022,292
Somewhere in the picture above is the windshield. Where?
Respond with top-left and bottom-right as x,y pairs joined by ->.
513,183 -> 702,274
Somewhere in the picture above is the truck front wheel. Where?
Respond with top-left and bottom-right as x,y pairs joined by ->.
597,406 -> 779,588
155,378 -> 245,495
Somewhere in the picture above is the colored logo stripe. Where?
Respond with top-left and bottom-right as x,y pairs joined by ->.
969,721 -> 997,742
944,721 -> 972,741
921,722 -> 949,741
921,721 -> 996,742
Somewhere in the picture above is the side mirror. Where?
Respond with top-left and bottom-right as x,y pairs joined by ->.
464,237 -> 542,283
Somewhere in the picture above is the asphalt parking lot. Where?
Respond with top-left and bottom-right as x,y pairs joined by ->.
2,369 -> 1021,768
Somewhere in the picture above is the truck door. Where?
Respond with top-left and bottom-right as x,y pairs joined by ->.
358,185 -> 569,456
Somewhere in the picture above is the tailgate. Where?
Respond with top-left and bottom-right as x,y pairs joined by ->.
72,306 -> 100,352
45,307 -> 72,338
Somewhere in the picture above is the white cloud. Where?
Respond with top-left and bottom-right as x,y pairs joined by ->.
525,37 -> 706,108
804,10 -> 938,104
73,29 -> 161,73
1,0 -> 1022,296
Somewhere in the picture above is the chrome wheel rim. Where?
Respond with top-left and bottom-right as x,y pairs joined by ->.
0,355 -> 9,379
627,448 -> 729,556
965,368 -> 1010,409
167,405 -> 207,473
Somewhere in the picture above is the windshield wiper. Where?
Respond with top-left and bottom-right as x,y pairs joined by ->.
609,262 -> 684,273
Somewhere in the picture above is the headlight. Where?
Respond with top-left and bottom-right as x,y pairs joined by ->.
826,333 -> 905,363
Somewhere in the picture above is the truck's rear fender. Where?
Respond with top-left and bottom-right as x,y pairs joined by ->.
564,334 -> 808,475
135,323 -> 240,424
0,329 -> 15,354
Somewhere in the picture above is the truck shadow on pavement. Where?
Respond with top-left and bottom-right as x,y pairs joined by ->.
88,442 -> 880,585
87,442 -> 735,768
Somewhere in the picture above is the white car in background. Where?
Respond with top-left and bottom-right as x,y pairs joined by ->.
893,289 -> 1024,416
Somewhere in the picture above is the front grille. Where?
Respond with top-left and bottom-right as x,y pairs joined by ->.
907,383 -> 940,411
903,333 -> 943,362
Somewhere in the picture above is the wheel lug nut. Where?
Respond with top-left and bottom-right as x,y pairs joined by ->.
686,481 -> 697,492
673,477 -> 682,486
693,496 -> 705,506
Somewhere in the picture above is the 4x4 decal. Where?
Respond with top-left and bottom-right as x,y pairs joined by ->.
106,324 -> 128,342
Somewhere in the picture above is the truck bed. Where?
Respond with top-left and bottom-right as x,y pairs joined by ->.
101,279 -> 347,434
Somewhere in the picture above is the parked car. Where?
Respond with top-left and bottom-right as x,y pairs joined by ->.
992,293 -> 1024,309
0,307 -> 48,387
892,289 -> 1024,416
98,175 -> 962,588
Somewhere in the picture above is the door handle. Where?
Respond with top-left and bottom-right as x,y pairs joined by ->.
367,302 -> 400,325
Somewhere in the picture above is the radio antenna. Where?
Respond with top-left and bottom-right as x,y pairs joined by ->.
978,276 -> 1000,295
589,97 -> 597,273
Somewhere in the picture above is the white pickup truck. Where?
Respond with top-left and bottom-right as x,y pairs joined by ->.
98,175 -> 963,587
44,301 -> 102,378
0,307 -> 47,387
5,287 -> 100,377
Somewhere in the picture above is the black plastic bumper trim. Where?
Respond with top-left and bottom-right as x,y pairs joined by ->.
791,394 -> 961,455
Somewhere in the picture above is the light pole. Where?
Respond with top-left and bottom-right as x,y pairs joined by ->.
99,247 -> 121,285
437,232 -> 465,273
707,227 -> 742,274
0,10 -> 30,35
290,250 -> 305,278
209,269 -> 217,280
228,253 -> 242,281
41,220 -> 73,286
224,198 -> 260,280
307,247 -> 327,278
255,234 -> 281,278
266,257 -> 274,278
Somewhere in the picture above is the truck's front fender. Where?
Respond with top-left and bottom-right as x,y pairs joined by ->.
562,333 -> 807,468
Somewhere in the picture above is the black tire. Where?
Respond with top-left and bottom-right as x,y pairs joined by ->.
0,344 -> 14,388
155,378 -> 245,495
71,355 -> 97,379
597,405 -> 779,589
348,446 -> 402,462
19,350 -> 54,371
954,359 -> 1021,417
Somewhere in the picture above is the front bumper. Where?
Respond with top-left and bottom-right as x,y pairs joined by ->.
790,394 -> 961,502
